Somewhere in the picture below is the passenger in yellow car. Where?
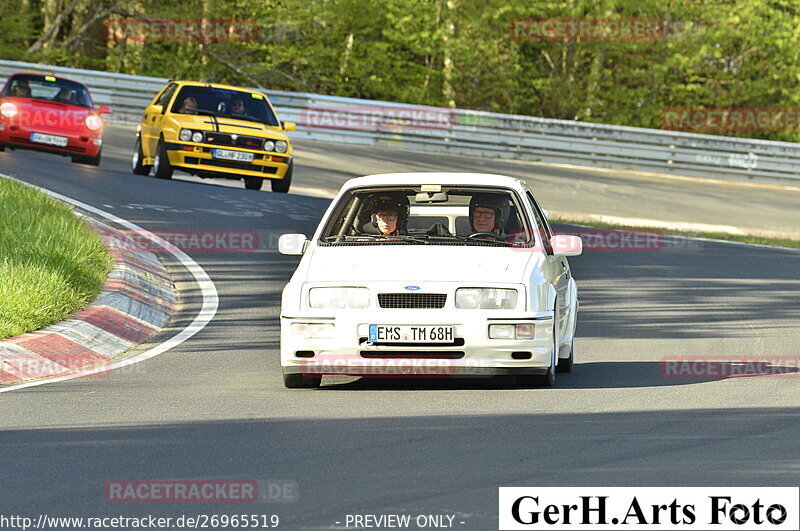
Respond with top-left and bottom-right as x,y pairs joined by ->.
231,99 -> 246,115
179,96 -> 198,114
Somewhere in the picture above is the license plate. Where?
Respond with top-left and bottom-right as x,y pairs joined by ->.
30,132 -> 68,147
212,148 -> 254,162
369,325 -> 454,343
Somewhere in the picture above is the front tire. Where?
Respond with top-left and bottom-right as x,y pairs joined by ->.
132,137 -> 151,175
557,341 -> 574,373
271,160 -> 292,193
153,139 -> 173,179
244,177 -> 263,190
283,372 -> 322,389
72,149 -> 102,166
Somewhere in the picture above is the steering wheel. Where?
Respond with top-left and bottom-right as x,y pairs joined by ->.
468,232 -> 506,242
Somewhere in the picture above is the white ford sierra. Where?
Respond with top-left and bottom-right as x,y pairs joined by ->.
278,173 -> 582,388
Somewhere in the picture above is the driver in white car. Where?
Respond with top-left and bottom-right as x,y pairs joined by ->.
360,193 -> 409,236
468,193 -> 510,239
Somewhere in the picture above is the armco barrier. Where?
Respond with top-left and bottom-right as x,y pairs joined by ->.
2,59 -> 800,183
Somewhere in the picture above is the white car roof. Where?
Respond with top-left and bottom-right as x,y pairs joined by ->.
341,172 -> 526,190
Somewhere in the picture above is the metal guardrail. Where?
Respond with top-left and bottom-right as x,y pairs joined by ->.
2,59 -> 799,183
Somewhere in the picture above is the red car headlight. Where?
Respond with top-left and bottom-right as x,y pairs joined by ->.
0,102 -> 17,118
85,114 -> 103,131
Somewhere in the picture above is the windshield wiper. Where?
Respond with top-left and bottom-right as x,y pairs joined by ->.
390,235 -> 432,244
425,234 -> 510,245
321,234 -> 431,244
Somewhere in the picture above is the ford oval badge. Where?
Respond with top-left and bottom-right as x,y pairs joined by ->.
404,285 -> 421,291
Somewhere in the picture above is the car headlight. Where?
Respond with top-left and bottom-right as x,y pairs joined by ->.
488,323 -> 534,339
309,287 -> 369,309
179,128 -> 192,141
1,102 -> 18,118
84,114 -> 103,131
263,139 -> 275,152
455,288 -> 518,309
275,140 -> 288,153
291,323 -> 335,339
191,131 -> 204,143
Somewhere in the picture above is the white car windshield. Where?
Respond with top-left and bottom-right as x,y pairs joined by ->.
320,186 -> 534,246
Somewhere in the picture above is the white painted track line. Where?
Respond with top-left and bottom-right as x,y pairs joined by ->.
0,174 -> 219,393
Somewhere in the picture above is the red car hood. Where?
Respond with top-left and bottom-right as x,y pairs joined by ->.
6,97 -> 94,133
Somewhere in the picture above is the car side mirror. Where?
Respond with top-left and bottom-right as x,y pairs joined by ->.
550,235 -> 582,257
148,104 -> 163,114
96,105 -> 112,114
282,121 -> 296,131
279,234 -> 308,255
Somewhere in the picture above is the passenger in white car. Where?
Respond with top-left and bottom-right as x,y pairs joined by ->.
468,193 -> 510,238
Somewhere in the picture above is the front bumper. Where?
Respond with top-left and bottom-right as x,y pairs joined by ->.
0,121 -> 101,157
164,141 -> 290,180
280,310 -> 555,378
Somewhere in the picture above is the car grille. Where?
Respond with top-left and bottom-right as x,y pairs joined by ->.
360,337 -> 464,347
378,293 -> 447,309
203,132 -> 264,150
184,157 -> 277,173
360,352 -> 464,359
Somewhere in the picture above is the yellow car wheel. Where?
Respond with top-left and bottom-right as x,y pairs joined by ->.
244,177 -> 263,190
271,160 -> 292,193
132,137 -> 151,175
153,139 -> 173,179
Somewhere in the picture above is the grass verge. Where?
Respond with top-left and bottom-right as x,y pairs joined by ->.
0,178 -> 112,340
551,217 -> 800,250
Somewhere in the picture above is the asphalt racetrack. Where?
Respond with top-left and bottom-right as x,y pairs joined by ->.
1,125 -> 799,529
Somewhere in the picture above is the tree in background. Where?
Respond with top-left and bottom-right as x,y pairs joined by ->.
3,0 -> 800,141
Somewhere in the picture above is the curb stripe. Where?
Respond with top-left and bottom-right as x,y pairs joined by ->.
69,307 -> 158,344
11,334 -> 111,366
101,280 -> 174,313
0,175 -> 219,393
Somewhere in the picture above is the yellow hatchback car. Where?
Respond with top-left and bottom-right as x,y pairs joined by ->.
132,81 -> 296,192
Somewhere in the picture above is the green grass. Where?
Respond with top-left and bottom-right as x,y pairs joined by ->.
551,217 -> 800,250
0,178 -> 112,339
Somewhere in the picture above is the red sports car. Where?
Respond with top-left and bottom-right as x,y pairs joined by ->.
0,72 -> 111,166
